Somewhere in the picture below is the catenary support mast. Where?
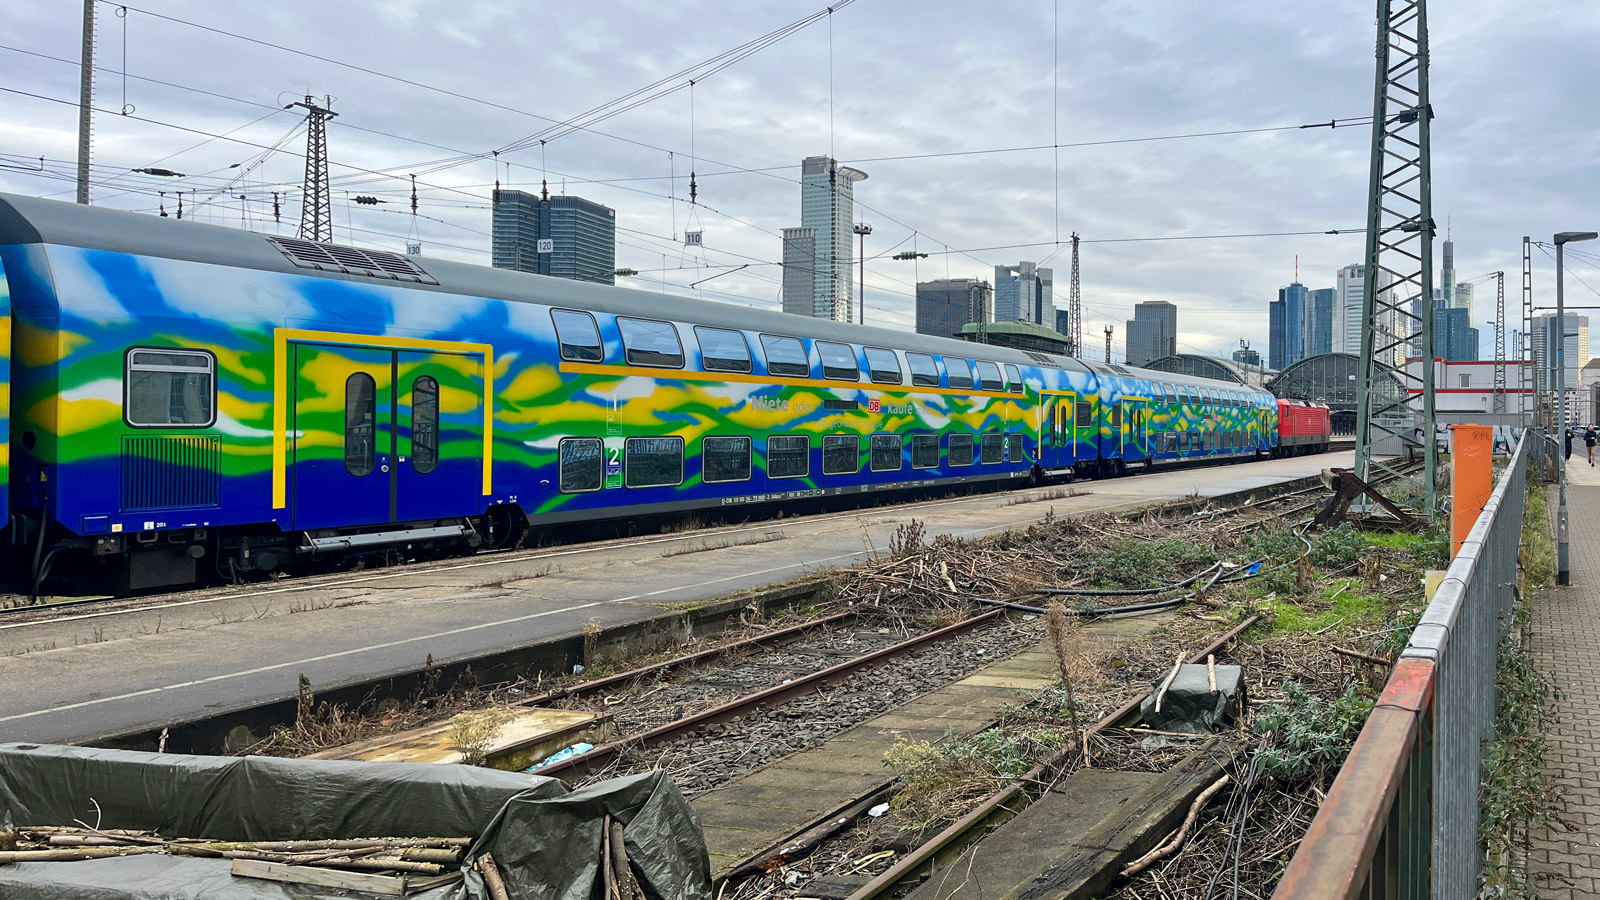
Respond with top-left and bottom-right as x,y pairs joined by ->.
1353,0 -> 1438,517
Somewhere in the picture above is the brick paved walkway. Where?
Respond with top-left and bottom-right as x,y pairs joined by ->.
1529,461 -> 1600,899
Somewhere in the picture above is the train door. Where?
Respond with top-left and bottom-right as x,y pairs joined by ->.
292,343 -> 395,530
1041,392 -> 1077,468
394,350 -> 482,521
1121,398 -> 1149,461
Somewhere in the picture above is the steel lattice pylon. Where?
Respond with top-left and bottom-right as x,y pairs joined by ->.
1068,232 -> 1082,357
1523,236 -> 1536,426
290,95 -> 338,244
1492,271 -> 1507,413
1353,0 -> 1437,517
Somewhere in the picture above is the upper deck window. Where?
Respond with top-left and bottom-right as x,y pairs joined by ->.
906,353 -> 940,387
551,310 -> 604,363
817,342 -> 860,382
760,335 -> 811,377
695,326 -> 752,374
618,318 -> 685,368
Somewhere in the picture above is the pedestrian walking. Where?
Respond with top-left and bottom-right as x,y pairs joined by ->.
1565,427 -> 1574,461
1587,425 -> 1597,466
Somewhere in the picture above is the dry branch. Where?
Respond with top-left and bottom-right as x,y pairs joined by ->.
1120,773 -> 1232,878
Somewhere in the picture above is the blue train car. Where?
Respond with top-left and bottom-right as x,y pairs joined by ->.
0,192 -> 1268,591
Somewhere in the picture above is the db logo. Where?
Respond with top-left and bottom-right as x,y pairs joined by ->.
867,399 -> 881,413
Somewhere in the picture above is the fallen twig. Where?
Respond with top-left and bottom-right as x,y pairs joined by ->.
1121,774 -> 1232,878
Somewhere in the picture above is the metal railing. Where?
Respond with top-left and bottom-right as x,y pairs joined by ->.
1274,430 -> 1530,900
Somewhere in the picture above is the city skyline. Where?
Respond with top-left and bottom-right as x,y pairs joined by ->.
1,3 -> 1594,364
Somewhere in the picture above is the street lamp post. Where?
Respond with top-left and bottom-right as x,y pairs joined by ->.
853,223 -> 872,325
1554,230 -> 1597,586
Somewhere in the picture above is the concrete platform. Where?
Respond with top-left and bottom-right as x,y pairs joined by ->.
0,452 -> 1350,746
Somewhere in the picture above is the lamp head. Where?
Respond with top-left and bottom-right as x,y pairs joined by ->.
1555,231 -> 1598,245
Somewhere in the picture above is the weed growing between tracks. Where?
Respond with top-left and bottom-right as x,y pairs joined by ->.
733,492 -> 1450,900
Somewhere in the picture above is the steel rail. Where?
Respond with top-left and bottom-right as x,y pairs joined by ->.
516,610 -> 857,708
534,608 -> 1010,780
843,614 -> 1263,900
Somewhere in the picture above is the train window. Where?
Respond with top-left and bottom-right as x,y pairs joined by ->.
125,348 -> 216,427
624,437 -> 685,488
980,432 -> 1004,464
1076,401 -> 1091,426
344,373 -> 376,477
907,353 -> 940,387
695,327 -> 753,374
760,335 -> 811,377
558,437 -> 604,493
975,361 -> 1004,392
703,436 -> 753,483
911,434 -> 939,469
870,434 -> 903,472
410,376 -> 439,474
768,435 -> 810,478
949,433 -> 975,466
946,358 -> 975,390
1004,364 -> 1024,394
1007,433 -> 1025,462
551,310 -> 604,363
818,342 -> 860,381
865,347 -> 903,384
823,435 -> 860,475
618,318 -> 685,368
1111,404 -> 1122,427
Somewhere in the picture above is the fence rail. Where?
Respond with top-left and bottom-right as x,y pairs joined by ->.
1273,429 -> 1531,900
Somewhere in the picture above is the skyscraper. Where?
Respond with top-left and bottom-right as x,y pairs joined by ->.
780,156 -> 868,321
993,262 -> 1053,325
1334,264 -> 1363,354
781,227 -> 817,317
1055,308 -> 1072,341
1232,346 -> 1262,369
1532,313 -> 1592,397
1125,301 -> 1178,367
1437,237 -> 1474,321
491,189 -> 617,284
1269,298 -> 1286,370
1306,288 -> 1335,357
1332,263 -> 1398,363
1433,301 -> 1479,362
1275,283 -> 1308,368
915,278 -> 992,340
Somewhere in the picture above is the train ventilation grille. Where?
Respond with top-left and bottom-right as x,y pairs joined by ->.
122,436 -> 221,511
266,236 -> 439,285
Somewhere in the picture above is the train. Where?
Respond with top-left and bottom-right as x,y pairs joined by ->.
0,192 -> 1330,594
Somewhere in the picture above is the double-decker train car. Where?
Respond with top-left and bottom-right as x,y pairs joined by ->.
0,192 -> 1284,593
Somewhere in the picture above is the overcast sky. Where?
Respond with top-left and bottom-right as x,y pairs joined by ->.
4,0 -> 1599,362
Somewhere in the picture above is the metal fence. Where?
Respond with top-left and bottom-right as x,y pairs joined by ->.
1274,429 -> 1531,900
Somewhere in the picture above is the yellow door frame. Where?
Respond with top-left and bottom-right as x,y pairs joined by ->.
273,328 -> 494,509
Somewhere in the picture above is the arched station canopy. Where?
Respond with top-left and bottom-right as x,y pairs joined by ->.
1144,354 -> 1273,389
1266,352 -> 1408,434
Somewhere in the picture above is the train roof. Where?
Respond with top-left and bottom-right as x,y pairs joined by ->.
0,192 -> 1259,396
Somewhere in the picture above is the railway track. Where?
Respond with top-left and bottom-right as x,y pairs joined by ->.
0,450 -> 1363,624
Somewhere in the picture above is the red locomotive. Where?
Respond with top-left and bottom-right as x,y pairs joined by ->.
1276,399 -> 1332,457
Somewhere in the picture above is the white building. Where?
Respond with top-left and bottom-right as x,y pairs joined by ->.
1403,358 -> 1535,423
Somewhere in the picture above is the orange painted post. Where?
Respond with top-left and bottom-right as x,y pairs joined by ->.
1451,425 -> 1493,559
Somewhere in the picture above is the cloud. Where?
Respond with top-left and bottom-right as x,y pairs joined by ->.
2,0 -> 1597,364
